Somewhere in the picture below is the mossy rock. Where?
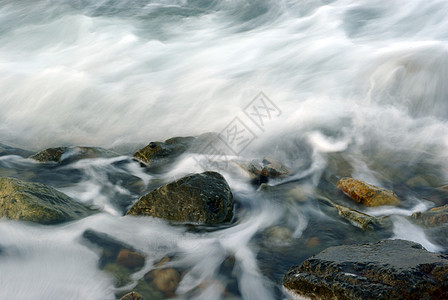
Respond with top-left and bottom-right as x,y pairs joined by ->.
337,177 -> 400,207
0,177 -> 94,224
103,263 -> 132,287
126,171 -> 233,225
29,146 -> 118,163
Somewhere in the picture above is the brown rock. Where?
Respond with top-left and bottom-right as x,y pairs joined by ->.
145,268 -> 180,297
120,291 -> 144,300
116,249 -> 145,270
411,204 -> 448,227
337,177 -> 400,207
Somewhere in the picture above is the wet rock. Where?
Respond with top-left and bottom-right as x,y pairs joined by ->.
126,171 -> 233,225
0,143 -> 33,157
337,177 -> 400,207
283,239 -> 448,300
133,136 -> 195,167
120,291 -> 144,300
0,177 -> 94,224
411,204 -> 448,227
235,157 -> 290,185
145,268 -> 180,297
317,196 -> 392,231
133,134 -> 217,169
82,229 -> 146,288
116,249 -> 146,270
264,226 -> 293,247
29,146 -> 118,163
82,229 -> 145,270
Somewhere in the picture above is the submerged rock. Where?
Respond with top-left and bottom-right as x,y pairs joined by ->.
317,196 -> 392,231
82,229 -> 146,287
235,157 -> 290,185
126,171 -> 233,225
82,229 -> 145,271
29,146 -> 118,163
411,204 -> 448,227
0,143 -> 33,157
0,177 -> 94,224
337,177 -> 400,207
284,239 -> 448,300
120,291 -> 144,300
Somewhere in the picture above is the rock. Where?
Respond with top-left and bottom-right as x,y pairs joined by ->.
235,157 -> 290,185
337,177 -> 400,207
0,143 -> 33,157
317,196 -> 392,231
126,171 -> 233,225
82,229 -> 145,270
103,263 -> 132,287
283,239 -> 448,300
116,249 -> 145,270
0,177 -> 94,224
29,146 -> 118,163
145,268 -> 180,297
120,291 -> 144,300
411,204 -> 448,227
133,136 -> 195,167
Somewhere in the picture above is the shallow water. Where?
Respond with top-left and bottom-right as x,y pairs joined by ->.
1,0 -> 448,299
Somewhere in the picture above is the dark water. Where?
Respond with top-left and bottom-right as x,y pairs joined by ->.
1,0 -> 448,299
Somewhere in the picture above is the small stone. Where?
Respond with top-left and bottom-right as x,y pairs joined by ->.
120,291 -> 144,300
116,249 -> 145,270
337,177 -> 400,207
145,268 -> 180,297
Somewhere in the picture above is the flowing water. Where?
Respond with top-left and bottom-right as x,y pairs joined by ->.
1,0 -> 448,299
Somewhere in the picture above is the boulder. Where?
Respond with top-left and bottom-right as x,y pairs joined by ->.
283,239 -> 448,300
0,177 -> 94,224
337,177 -> 400,207
235,157 -> 290,185
126,172 -> 233,225
411,204 -> 448,227
29,146 -> 118,163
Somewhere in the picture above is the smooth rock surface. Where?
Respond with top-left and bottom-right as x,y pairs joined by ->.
284,239 -> 448,300
126,171 -> 233,225
0,177 -> 94,224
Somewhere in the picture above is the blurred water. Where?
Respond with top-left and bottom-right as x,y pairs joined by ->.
1,0 -> 448,299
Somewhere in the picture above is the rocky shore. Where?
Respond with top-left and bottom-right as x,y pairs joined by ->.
0,135 -> 447,299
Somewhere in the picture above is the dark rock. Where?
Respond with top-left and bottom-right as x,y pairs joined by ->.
133,136 -> 195,167
82,229 -> 146,288
120,291 -> 144,300
411,204 -> 448,227
29,146 -> 118,163
126,171 -> 233,225
0,143 -> 33,157
337,177 -> 400,207
0,177 -> 94,224
82,229 -> 145,270
133,133 -> 219,169
235,157 -> 290,185
283,239 -> 448,300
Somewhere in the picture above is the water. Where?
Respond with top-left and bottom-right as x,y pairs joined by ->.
1,0 -> 448,299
